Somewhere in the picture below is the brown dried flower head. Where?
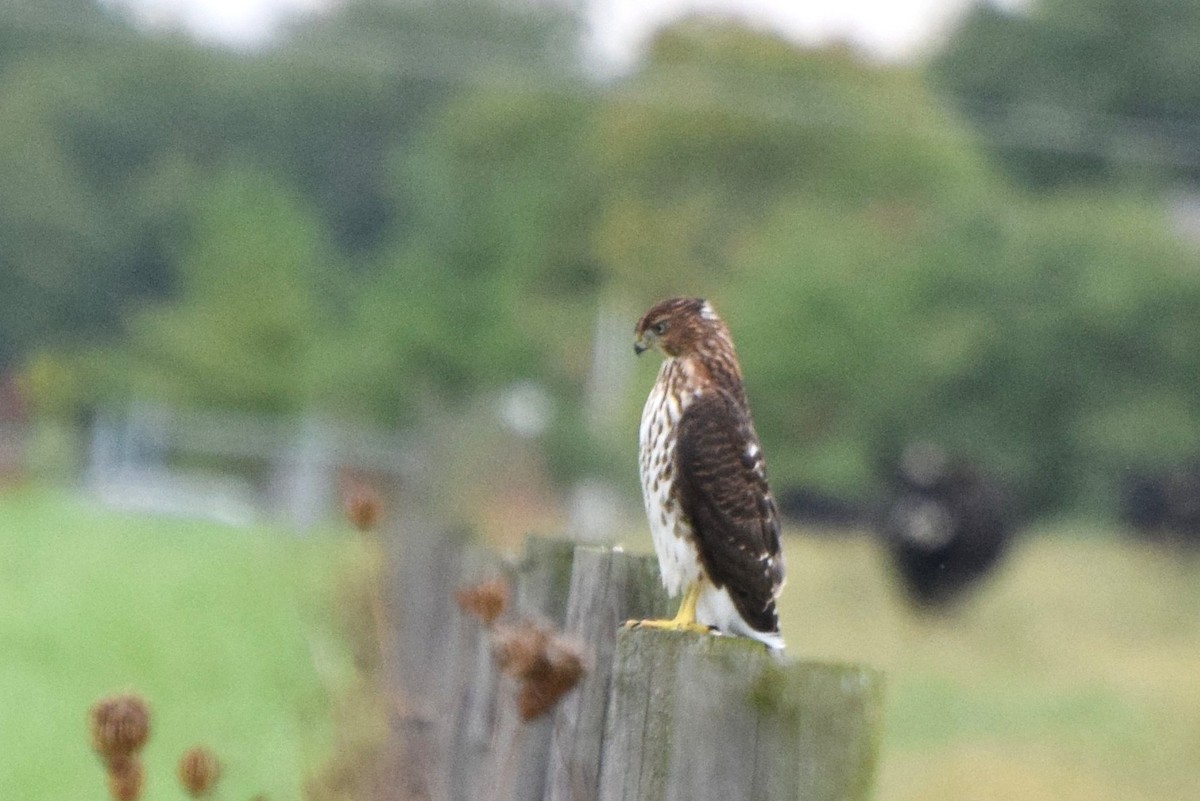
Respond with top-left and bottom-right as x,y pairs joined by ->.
89,694 -> 151,762
342,482 -> 383,532
106,755 -> 144,801
455,576 -> 509,627
517,635 -> 587,720
178,745 -> 222,797
492,621 -> 550,679
491,620 -> 588,720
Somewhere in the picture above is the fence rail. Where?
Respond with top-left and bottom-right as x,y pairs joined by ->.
13,405 -> 425,527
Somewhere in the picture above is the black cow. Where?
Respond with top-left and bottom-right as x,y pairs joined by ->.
878,443 -> 1016,609
776,485 -> 865,530
1120,464 -> 1200,548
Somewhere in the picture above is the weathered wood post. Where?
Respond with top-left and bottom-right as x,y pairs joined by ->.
374,515 -> 475,801
388,522 -> 475,713
396,533 -> 884,801
471,536 -> 579,801
512,536 -> 579,624
437,543 -> 511,801
544,547 -> 672,801
597,629 -> 884,801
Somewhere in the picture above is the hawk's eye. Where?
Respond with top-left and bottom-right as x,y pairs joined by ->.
653,321 -> 668,335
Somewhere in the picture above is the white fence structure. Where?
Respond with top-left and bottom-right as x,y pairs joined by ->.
80,403 -> 419,528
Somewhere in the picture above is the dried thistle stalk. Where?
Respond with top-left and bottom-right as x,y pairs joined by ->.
89,694 -> 151,763
178,745 -> 222,797
455,576 -> 510,627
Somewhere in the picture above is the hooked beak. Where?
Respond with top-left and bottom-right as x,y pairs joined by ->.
633,341 -> 648,356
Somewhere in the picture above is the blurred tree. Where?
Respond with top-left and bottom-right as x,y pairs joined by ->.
0,0 -> 150,369
972,195 -> 1200,510
933,0 -> 1200,188
281,0 -> 585,251
305,0 -> 595,427
326,21 -> 1005,488
594,21 -> 987,297
10,0 -> 1200,520
0,0 -> 588,376
588,21 -> 1001,495
320,89 -> 600,426
0,62 -> 124,369
104,168 -> 338,414
0,0 -> 134,76
729,189 -> 1200,514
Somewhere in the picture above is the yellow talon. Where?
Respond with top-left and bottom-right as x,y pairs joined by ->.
624,583 -> 710,635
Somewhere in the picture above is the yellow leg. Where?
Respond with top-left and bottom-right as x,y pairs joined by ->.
624,582 -> 710,634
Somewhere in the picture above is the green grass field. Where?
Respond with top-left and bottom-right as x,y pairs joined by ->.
776,525 -> 1200,801
0,487 -> 361,800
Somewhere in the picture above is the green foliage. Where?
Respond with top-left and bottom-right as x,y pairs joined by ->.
0,3 -> 469,370
8,1 -> 1200,517
592,23 -> 986,298
0,57 -> 126,366
932,0 -> 1200,188
313,84 -> 601,426
109,169 -> 339,415
728,191 -> 1200,512
348,20 -> 1005,488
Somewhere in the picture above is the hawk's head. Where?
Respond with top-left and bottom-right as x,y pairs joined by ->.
633,297 -> 726,358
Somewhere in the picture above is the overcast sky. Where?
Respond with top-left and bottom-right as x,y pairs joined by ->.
591,0 -> 982,62
109,0 -> 996,63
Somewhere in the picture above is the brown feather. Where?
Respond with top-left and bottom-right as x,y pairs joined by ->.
674,390 -> 783,634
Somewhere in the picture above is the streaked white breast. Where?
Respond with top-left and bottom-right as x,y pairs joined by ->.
638,359 -> 701,597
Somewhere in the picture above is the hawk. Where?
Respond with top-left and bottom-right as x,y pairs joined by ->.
631,297 -> 785,649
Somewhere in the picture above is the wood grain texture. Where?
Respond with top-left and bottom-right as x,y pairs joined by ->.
544,548 -> 671,801
598,628 -> 883,801
392,535 -> 882,801
477,537 -> 579,801
441,546 -> 509,801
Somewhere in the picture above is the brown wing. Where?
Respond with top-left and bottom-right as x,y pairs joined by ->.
674,389 -> 784,635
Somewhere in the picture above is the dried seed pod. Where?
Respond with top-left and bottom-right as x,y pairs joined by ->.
106,755 -> 144,801
516,636 -> 586,721
454,576 -> 509,627
178,745 -> 222,797
491,621 -> 550,679
492,620 -> 588,720
89,694 -> 151,762
343,483 -> 383,532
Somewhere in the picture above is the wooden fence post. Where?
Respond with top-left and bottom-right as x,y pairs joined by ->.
379,518 -> 478,801
512,536 -> 579,625
388,523 -> 475,715
391,533 -> 884,801
470,537 -> 579,801
597,629 -> 884,801
543,547 -> 672,801
438,543 -> 511,801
